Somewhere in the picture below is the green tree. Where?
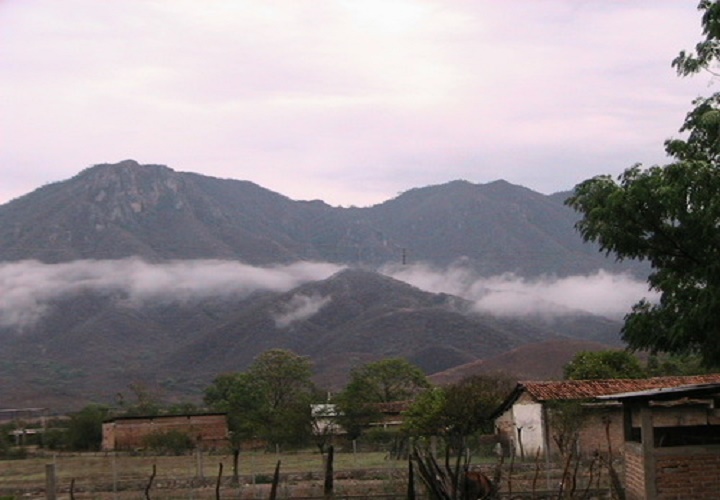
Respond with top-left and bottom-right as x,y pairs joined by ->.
646,352 -> 710,377
563,350 -> 646,380
335,358 -> 430,439
442,374 -> 514,437
247,349 -> 316,446
204,349 -> 316,482
402,387 -> 447,437
205,372 -> 264,483
566,2 -> 720,366
65,404 -> 111,451
402,374 -> 513,440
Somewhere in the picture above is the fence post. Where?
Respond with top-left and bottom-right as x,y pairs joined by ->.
45,463 -> 57,500
112,452 -> 118,499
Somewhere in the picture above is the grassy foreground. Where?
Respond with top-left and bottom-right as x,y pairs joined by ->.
0,449 -> 408,499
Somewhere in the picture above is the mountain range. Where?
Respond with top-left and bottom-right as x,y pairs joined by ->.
0,160 -> 636,410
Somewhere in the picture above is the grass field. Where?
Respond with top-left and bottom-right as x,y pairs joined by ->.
0,449 -> 408,499
0,448 -> 617,499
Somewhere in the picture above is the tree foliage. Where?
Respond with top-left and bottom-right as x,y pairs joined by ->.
335,358 -> 430,439
205,349 -> 316,448
403,374 -> 513,439
672,1 -> 720,77
567,2 -> 720,366
563,350 -> 646,380
402,387 -> 446,437
65,404 -> 111,451
205,349 -> 317,483
442,374 -> 514,436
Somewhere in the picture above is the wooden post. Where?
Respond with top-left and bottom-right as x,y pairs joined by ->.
112,451 -> 118,500
215,462 -> 223,500
269,460 -> 281,500
407,457 -> 415,500
144,464 -> 156,500
640,404 -> 656,500
324,445 -> 334,498
45,463 -> 57,500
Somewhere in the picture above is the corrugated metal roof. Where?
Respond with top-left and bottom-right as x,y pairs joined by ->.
597,382 -> 720,401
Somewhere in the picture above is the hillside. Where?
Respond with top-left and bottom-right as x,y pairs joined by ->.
0,161 -> 632,409
429,339 -> 618,385
0,160 -> 642,277
0,268 -> 621,409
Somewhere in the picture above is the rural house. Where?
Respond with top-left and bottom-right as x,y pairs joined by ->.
102,412 -> 229,451
493,374 -> 720,460
599,382 -> 720,499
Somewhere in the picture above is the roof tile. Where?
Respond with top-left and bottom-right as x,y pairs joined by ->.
521,374 -> 720,401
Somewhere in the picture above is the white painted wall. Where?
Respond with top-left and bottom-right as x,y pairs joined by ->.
512,402 -> 545,458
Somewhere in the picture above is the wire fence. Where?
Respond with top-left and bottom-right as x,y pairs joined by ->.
0,446 -> 616,499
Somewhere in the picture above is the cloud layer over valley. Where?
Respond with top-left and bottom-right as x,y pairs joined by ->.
0,258 -> 342,329
383,263 -> 654,319
0,258 -> 654,330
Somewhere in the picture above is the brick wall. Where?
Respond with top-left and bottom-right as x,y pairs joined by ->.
543,406 -> 624,459
576,408 -> 625,458
654,446 -> 720,500
623,443 -> 645,500
103,414 -> 229,451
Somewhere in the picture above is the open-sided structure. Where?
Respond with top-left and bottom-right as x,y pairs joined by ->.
599,382 -> 720,500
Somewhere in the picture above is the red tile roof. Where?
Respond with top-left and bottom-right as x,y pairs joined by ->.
521,374 -> 720,402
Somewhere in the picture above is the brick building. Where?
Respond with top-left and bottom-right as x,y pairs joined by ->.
102,413 -> 229,451
599,382 -> 720,500
493,374 -> 720,459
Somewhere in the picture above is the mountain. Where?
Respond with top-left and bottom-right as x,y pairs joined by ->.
429,339 -> 618,385
0,161 -> 632,409
0,268 -> 621,410
0,160 -> 379,264
161,268 -> 584,385
0,160 -> 641,277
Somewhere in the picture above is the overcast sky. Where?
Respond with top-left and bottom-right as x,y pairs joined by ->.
0,1 -> 712,207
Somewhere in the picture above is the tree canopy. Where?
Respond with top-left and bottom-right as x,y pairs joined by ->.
205,349 -> 316,447
563,350 -> 646,380
566,1 -> 720,366
402,374 -> 513,439
335,358 -> 429,439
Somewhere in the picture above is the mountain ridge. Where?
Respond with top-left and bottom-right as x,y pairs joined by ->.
0,161 -> 634,409
0,160 -> 642,277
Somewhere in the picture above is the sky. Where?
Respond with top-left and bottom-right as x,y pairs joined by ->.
0,1 -> 714,207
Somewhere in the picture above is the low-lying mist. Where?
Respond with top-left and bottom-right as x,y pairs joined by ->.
382,262 -> 654,319
0,258 -> 654,330
0,258 -> 343,329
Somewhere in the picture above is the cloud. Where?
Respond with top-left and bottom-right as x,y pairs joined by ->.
0,1 -> 709,207
273,293 -> 332,328
382,262 -> 655,318
0,258 -> 342,329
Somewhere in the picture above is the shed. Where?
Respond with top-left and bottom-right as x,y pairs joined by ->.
598,382 -> 720,500
493,374 -> 720,459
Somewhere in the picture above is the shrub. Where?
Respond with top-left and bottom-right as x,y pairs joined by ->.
143,430 -> 196,455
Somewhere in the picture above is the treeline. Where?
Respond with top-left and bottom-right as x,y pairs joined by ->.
3,347 -> 707,462
0,349 -> 514,464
